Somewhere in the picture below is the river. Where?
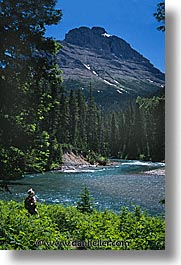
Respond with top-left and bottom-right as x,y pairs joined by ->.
0,160 -> 165,216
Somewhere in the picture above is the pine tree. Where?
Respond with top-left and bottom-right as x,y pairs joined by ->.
154,2 -> 165,32
96,111 -> 108,156
86,86 -> 98,151
0,0 -> 62,179
69,90 -> 78,146
110,113 -> 118,156
76,187 -> 94,214
136,95 -> 165,161
56,93 -> 70,144
117,113 -> 126,158
76,89 -> 87,150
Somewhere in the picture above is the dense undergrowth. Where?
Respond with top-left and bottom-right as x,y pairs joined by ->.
0,200 -> 165,250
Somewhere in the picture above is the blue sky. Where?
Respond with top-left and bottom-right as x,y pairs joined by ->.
46,0 -> 165,72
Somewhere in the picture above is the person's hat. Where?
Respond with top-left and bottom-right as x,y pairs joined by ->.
27,188 -> 35,195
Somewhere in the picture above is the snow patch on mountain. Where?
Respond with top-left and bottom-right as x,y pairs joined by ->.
103,79 -> 117,87
147,79 -> 154,83
83,64 -> 91,70
117,90 -> 123,94
92,70 -> 98,76
102,33 -> 112,38
114,80 -> 119,85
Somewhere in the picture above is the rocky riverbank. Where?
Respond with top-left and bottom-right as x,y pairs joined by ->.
59,151 -> 118,172
61,151 -> 92,171
58,151 -> 165,174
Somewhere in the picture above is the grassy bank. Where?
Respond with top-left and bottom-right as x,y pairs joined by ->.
0,200 -> 165,250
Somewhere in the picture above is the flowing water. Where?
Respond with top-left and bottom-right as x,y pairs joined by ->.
0,160 -> 165,216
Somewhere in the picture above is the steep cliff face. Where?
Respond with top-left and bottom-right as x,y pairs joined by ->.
57,26 -> 164,109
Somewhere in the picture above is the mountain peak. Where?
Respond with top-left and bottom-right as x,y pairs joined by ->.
58,26 -> 165,110
64,26 -> 143,61
64,26 -> 112,49
65,26 -> 108,40
91,26 -> 107,35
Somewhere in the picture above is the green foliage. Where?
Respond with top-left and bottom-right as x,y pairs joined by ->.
85,150 -> 107,165
50,142 -> 63,169
136,95 -> 165,161
0,201 -> 69,250
139,154 -> 146,161
68,90 -> 78,146
0,146 -> 25,179
76,187 -> 94,214
0,0 -> 165,182
86,150 -> 97,165
102,95 -> 165,161
0,200 -> 165,250
96,155 -> 107,166
154,2 -> 165,32
0,0 -> 63,180
56,91 -> 165,164
55,89 -> 108,163
110,113 -> 118,156
25,131 -> 50,173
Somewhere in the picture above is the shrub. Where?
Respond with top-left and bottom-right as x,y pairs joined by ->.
0,200 -> 165,250
0,147 -> 25,180
0,201 -> 70,250
97,155 -> 107,166
76,187 -> 94,213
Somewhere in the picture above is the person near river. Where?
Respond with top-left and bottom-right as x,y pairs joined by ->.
24,188 -> 39,216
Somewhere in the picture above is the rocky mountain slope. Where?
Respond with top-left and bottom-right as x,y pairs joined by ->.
57,26 -> 165,109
